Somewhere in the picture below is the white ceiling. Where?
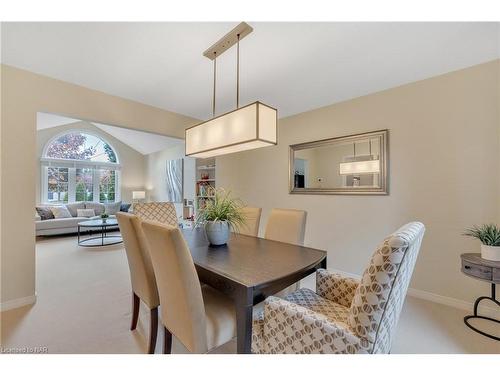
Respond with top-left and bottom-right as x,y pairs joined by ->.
92,122 -> 183,154
36,112 -> 81,130
3,22 -> 499,120
37,112 -> 183,155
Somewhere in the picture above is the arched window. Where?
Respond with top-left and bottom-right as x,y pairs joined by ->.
41,131 -> 121,204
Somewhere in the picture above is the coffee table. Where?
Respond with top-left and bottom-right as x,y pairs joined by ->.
77,218 -> 122,247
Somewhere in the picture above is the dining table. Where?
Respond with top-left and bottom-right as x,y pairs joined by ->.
181,227 -> 327,354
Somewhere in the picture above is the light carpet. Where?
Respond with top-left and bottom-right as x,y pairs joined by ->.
1,235 -> 498,354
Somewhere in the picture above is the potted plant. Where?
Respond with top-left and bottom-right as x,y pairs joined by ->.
195,187 -> 245,246
464,224 -> 500,261
100,213 -> 109,223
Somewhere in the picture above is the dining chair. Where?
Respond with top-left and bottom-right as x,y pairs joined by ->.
237,206 -> 262,237
252,222 -> 425,354
133,202 -> 178,227
264,208 -> 307,296
141,220 -> 237,354
116,212 -> 160,354
264,208 -> 306,246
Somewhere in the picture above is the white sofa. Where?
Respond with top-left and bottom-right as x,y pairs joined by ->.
35,202 -> 128,236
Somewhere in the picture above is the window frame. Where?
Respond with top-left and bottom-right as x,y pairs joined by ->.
41,130 -> 121,204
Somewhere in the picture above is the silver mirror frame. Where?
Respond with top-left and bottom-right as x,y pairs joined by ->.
289,129 -> 389,195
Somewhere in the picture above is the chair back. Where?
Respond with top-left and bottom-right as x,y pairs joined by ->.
237,207 -> 262,237
133,202 -> 178,227
141,220 -> 208,353
264,208 -> 307,245
116,212 -> 159,308
348,222 -> 425,353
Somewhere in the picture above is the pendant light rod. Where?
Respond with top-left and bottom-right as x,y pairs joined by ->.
213,52 -> 217,117
236,33 -> 240,108
186,22 -> 277,159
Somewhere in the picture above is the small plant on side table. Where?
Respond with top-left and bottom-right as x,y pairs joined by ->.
464,224 -> 500,261
100,213 -> 109,223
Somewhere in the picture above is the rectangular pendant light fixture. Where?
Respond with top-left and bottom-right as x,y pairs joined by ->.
339,159 -> 380,175
185,22 -> 278,158
185,101 -> 277,158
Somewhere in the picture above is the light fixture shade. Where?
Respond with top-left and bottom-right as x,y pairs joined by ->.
339,160 -> 380,175
185,101 -> 277,158
132,191 -> 146,200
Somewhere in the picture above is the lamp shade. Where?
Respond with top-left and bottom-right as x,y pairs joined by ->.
185,101 -> 277,158
132,191 -> 146,200
339,160 -> 380,175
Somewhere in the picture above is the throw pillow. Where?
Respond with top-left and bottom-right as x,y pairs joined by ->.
36,206 -> 55,221
120,203 -> 131,213
85,202 -> 105,216
104,201 -> 122,215
66,202 -> 85,217
50,206 -> 72,219
77,208 -> 96,218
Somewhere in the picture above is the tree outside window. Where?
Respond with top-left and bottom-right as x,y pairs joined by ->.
75,168 -> 94,202
99,170 -> 116,203
47,167 -> 69,203
43,132 -> 119,203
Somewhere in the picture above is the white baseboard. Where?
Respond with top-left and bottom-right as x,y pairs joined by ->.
407,288 -> 499,319
0,294 -> 37,312
328,268 -> 499,319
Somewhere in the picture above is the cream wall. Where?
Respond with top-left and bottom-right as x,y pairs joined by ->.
145,144 -> 196,217
217,60 -> 500,303
0,64 -> 197,307
36,121 -> 147,204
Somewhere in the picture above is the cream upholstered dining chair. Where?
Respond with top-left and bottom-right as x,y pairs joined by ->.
252,222 -> 425,354
264,208 -> 306,246
133,202 -> 178,227
237,206 -> 262,237
116,212 -> 160,354
141,220 -> 237,354
264,208 -> 307,295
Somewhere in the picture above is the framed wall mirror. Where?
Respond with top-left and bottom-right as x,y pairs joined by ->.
289,129 -> 389,195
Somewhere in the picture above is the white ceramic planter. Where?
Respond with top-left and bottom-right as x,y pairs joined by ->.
480,244 -> 500,261
205,221 -> 230,246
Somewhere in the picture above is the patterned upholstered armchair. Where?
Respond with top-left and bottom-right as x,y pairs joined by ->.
252,222 -> 425,354
133,202 -> 178,227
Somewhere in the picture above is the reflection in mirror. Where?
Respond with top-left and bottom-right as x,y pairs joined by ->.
290,130 -> 388,195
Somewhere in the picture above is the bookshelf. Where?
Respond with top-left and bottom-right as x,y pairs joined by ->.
195,158 -> 216,212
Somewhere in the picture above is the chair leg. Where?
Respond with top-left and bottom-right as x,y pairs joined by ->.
163,326 -> 172,354
148,307 -> 158,354
130,293 -> 140,331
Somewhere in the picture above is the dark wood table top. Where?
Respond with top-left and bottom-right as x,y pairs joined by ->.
181,227 -> 327,288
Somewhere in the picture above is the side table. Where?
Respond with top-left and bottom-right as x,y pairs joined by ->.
460,253 -> 499,341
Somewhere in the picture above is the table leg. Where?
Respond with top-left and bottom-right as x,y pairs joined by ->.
320,257 -> 327,269
235,288 -> 253,354
463,283 -> 500,341
102,226 -> 104,246
78,226 -> 80,245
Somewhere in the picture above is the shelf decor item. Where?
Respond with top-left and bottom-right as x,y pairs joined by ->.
195,187 -> 245,246
464,224 -> 500,261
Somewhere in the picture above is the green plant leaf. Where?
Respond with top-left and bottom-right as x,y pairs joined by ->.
463,224 -> 500,246
195,187 -> 246,231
